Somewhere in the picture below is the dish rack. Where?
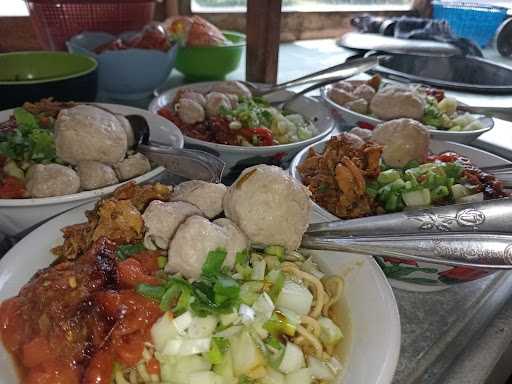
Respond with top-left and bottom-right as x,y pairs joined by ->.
433,1 -> 508,47
26,0 -> 157,51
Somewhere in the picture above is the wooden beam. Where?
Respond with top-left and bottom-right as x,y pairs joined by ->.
246,0 -> 282,84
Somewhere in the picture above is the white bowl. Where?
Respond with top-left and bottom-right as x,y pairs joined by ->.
320,85 -> 494,145
290,138 -> 510,292
149,82 -> 336,179
0,103 -> 184,236
0,202 -> 400,384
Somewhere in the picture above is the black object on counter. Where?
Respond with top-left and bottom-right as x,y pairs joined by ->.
370,53 -> 512,94
497,18 -> 512,58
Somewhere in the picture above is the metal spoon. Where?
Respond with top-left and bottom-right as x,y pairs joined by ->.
125,114 -> 225,183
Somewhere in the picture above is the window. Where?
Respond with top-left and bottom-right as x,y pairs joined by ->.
192,0 -> 412,13
1,0 -> 29,16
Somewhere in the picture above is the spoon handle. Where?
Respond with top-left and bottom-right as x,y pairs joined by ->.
138,145 -> 225,183
301,232 -> 512,269
307,198 -> 512,236
458,105 -> 512,122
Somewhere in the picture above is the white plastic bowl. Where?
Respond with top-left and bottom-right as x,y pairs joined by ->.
0,103 -> 184,236
290,137 -> 510,292
149,82 -> 336,179
320,85 -> 494,145
0,202 -> 401,384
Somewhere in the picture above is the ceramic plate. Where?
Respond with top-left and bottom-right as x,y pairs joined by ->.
0,202 -> 400,384
0,103 -> 184,235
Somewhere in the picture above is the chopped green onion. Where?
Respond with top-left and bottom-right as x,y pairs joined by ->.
202,248 -> 227,277
157,256 -> 167,269
116,243 -> 145,260
264,245 -> 285,259
136,284 -> 166,301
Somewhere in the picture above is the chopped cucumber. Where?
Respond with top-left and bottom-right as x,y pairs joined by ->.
377,169 -> 401,185
401,189 -> 431,207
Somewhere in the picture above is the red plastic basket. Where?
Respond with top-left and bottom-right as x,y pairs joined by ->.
26,0 -> 156,51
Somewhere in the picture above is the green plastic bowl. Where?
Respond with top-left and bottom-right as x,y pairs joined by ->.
0,51 -> 98,109
175,31 -> 245,81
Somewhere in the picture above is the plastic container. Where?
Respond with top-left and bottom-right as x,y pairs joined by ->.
433,1 -> 507,47
26,0 -> 156,51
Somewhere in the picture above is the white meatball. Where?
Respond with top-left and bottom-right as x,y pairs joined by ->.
372,118 -> 431,167
214,218 -> 249,268
332,81 -> 354,93
224,165 -> 311,251
166,216 -> 228,279
26,163 -> 80,198
370,86 -> 425,121
225,93 -> 239,108
211,81 -> 252,98
345,98 -> 368,114
349,127 -> 373,142
55,105 -> 127,165
180,91 -> 206,106
116,115 -> 135,149
205,92 -> 231,117
171,180 -> 227,219
328,87 -> 355,106
176,98 -> 205,124
352,84 -> 376,103
114,153 -> 151,181
77,161 -> 118,190
143,200 -> 202,250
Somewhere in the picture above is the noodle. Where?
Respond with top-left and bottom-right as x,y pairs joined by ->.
322,276 -> 344,317
282,263 -> 327,319
295,324 -> 324,359
301,315 -> 321,337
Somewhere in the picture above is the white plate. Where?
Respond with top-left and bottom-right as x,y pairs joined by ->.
0,103 -> 184,236
0,202 -> 400,384
320,84 -> 494,145
149,82 -> 336,178
290,138 -> 510,291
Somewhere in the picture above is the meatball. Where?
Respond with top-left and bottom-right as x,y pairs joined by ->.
180,90 -> 206,106
116,115 -> 135,148
352,84 -> 376,103
77,161 -> 118,190
114,153 -> 151,181
370,86 -> 425,121
211,81 -> 252,98
372,118 -> 430,167
176,98 -> 205,124
213,218 -> 249,268
166,215 -> 247,279
170,180 -> 227,219
332,81 -> 354,93
338,132 -> 366,149
55,105 -> 127,165
205,92 -> 231,117
225,93 -> 239,108
328,87 -> 355,106
345,98 -> 368,114
26,163 -> 80,198
349,127 -> 373,142
143,200 -> 202,250
223,164 -> 311,251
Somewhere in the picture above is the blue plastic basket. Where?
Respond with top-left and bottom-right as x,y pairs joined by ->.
433,1 -> 507,47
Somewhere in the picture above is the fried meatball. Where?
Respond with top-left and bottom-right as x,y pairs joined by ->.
55,105 -> 127,165
114,153 -> 151,181
180,90 -> 207,106
352,84 -> 376,103
26,163 -> 80,198
176,98 -> 205,124
345,98 -> 368,114
171,180 -> 227,219
166,215 -> 246,279
143,200 -> 202,250
372,118 -> 430,167
211,81 -> 252,98
370,86 -> 425,121
349,127 -> 373,142
77,161 -> 118,190
328,87 -> 355,106
205,92 -> 231,117
223,165 -> 311,251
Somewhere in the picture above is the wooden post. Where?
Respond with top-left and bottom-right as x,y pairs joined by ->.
246,0 -> 282,84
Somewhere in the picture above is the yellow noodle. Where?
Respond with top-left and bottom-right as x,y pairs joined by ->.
282,264 -> 327,318
322,276 -> 344,317
301,315 -> 321,337
295,324 -> 324,359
